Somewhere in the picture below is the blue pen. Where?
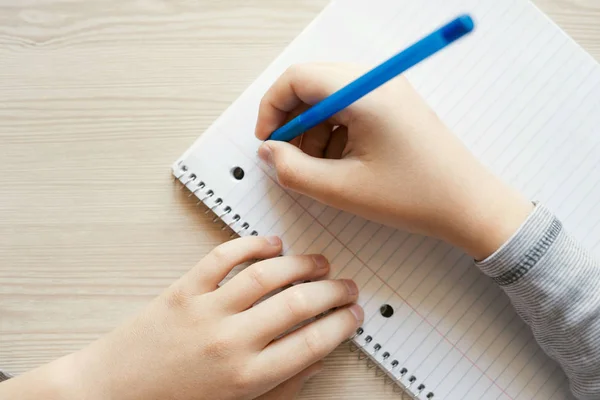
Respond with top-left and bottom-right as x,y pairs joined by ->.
267,15 -> 474,142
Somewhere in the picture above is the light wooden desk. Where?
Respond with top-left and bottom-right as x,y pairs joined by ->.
0,1 -> 598,398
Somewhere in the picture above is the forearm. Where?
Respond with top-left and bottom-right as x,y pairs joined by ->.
476,204 -> 600,399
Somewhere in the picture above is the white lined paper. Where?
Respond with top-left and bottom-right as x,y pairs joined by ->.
174,0 -> 599,398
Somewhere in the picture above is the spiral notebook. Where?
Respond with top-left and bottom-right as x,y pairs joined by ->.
172,0 -> 600,398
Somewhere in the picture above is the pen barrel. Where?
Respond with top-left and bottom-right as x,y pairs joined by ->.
299,31 -> 453,126
268,15 -> 474,142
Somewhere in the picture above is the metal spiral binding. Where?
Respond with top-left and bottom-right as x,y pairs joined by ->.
349,328 -> 435,400
174,163 -> 257,238
175,163 -> 434,399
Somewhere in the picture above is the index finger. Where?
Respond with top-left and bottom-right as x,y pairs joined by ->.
174,236 -> 282,295
255,63 -> 362,141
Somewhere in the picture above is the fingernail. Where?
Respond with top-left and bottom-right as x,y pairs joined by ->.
343,279 -> 358,296
348,304 -> 364,325
258,143 -> 274,168
312,255 -> 329,269
266,236 -> 281,246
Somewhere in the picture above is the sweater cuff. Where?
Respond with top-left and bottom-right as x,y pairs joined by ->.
0,371 -> 12,383
476,203 -> 562,286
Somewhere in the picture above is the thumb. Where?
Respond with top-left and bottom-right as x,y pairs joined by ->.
258,141 -> 350,200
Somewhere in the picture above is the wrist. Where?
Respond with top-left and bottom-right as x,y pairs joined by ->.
438,173 -> 533,260
0,353 -> 88,400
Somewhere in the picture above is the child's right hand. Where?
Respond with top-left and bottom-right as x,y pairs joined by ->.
255,63 -> 533,260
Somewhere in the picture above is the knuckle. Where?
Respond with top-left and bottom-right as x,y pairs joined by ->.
163,286 -> 191,310
209,244 -> 228,264
338,106 -> 356,125
258,95 -> 270,110
285,288 -> 310,319
303,327 -> 326,359
232,365 -> 255,392
276,160 -> 302,190
275,160 -> 294,188
284,64 -> 303,80
202,333 -> 234,361
246,264 -> 268,292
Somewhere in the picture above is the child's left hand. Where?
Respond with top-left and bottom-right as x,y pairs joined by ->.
1,236 -> 363,400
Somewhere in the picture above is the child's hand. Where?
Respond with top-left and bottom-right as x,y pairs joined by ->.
9,237 -> 362,400
255,63 -> 532,260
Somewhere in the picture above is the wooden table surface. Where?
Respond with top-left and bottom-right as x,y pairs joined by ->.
0,1 -> 598,398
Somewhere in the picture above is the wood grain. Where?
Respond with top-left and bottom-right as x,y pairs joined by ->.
0,1 -> 598,399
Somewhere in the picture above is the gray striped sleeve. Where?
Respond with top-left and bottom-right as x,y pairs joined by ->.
0,371 -> 11,383
476,203 -> 600,400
